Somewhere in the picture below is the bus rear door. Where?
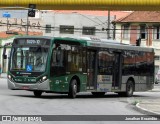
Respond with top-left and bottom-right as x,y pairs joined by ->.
87,50 -> 98,90
112,52 -> 122,90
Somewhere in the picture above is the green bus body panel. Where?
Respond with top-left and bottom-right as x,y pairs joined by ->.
14,76 -> 37,83
49,73 -> 87,92
47,37 -> 88,92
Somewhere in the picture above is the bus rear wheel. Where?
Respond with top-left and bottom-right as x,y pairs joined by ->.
33,91 -> 42,97
68,79 -> 77,98
91,92 -> 105,97
125,80 -> 134,97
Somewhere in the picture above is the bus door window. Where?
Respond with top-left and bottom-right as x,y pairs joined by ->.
112,52 -> 122,89
87,50 -> 97,89
50,44 -> 66,76
98,50 -> 114,87
66,46 -> 83,72
98,51 -> 114,74
82,48 -> 87,72
113,53 -> 120,87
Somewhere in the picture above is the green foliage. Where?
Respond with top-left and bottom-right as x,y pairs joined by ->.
132,100 -> 141,105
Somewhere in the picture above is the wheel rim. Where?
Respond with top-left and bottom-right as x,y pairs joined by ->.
127,84 -> 133,95
73,84 -> 77,95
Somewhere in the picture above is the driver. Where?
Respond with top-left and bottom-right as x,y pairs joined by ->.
35,57 -> 45,71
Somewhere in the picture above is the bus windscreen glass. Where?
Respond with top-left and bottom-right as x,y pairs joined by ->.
10,46 -> 49,72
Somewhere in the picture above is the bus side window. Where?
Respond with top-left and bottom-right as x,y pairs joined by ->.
51,48 -> 64,67
56,47 -> 64,67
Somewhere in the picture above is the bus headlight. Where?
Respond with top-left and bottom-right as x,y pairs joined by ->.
8,75 -> 11,79
42,76 -> 47,81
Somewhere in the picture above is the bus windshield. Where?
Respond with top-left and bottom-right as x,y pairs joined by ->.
10,46 -> 49,72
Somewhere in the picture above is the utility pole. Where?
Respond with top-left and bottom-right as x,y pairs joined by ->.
113,15 -> 116,40
107,10 -> 110,39
27,4 -> 36,35
26,15 -> 29,35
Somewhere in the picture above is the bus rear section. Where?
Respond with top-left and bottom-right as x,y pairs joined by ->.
86,47 -> 154,97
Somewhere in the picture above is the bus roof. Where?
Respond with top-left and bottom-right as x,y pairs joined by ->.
53,36 -> 154,52
14,36 -> 154,52
15,36 -> 53,40
86,40 -> 154,52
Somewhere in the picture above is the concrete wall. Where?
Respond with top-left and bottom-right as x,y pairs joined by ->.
41,11 -> 115,39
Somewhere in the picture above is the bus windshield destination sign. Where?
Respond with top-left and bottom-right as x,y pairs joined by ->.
26,39 -> 41,45
13,39 -> 50,46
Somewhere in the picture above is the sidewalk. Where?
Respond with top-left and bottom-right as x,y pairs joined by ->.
136,100 -> 160,115
136,87 -> 160,115
0,73 -> 7,78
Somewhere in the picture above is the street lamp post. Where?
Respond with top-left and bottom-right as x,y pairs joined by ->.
2,12 -> 11,31
26,15 -> 29,35
107,10 -> 110,39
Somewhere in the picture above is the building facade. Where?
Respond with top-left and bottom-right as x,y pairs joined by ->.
0,10 -> 43,72
114,11 -> 160,73
40,11 -> 118,39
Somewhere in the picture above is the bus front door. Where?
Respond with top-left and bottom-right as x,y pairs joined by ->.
112,52 -> 122,90
87,50 -> 97,90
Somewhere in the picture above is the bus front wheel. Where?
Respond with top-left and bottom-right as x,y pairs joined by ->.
68,79 -> 77,98
33,91 -> 42,97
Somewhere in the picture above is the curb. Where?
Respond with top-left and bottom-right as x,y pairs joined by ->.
149,90 -> 160,92
136,103 -> 160,115
0,77 -> 7,79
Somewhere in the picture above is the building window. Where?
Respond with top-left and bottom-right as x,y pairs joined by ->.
45,24 -> 51,33
122,24 -> 129,39
82,27 -> 95,35
153,26 -> 160,40
140,25 -> 147,39
60,25 -> 74,34
155,55 -> 160,60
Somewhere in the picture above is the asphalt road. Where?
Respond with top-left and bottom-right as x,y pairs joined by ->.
0,77 -> 160,124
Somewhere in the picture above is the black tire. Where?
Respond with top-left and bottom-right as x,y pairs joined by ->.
68,79 -> 77,98
125,80 -> 134,97
91,92 -> 105,97
155,80 -> 158,84
33,91 -> 42,97
155,78 -> 158,84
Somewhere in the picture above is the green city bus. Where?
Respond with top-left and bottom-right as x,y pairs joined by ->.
7,36 -> 154,98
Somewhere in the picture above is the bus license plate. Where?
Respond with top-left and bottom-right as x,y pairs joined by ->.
22,86 -> 29,89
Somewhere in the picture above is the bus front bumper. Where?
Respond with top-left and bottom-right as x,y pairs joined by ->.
7,79 -> 50,91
